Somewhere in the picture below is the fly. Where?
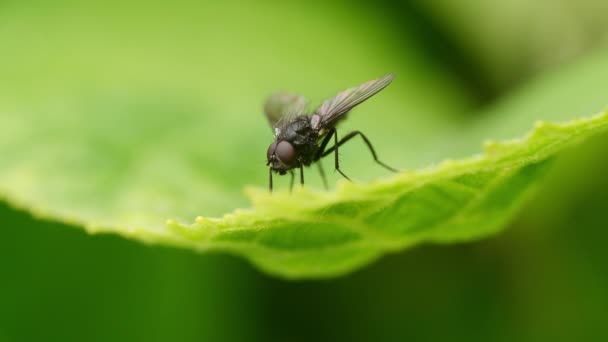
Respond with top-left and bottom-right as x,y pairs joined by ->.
264,74 -> 398,192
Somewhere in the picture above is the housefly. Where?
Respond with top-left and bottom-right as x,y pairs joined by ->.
264,74 -> 398,192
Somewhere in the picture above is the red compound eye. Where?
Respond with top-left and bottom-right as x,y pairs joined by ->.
275,141 -> 296,165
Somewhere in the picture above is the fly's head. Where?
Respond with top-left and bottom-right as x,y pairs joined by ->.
267,139 -> 298,174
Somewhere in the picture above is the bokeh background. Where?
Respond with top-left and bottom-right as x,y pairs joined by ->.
2,0 -> 608,341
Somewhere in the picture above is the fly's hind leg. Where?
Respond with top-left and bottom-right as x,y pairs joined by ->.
321,130 -> 398,176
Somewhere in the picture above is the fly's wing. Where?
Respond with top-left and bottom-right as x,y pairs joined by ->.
315,74 -> 394,127
263,92 -> 308,131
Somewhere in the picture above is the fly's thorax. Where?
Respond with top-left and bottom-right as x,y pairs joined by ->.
278,116 -> 311,141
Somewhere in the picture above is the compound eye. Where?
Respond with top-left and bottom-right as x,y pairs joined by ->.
266,142 -> 277,161
275,141 -> 297,165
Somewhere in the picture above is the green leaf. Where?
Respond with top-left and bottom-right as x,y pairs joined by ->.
5,108 -> 608,278
2,2 -> 608,279
164,111 -> 608,278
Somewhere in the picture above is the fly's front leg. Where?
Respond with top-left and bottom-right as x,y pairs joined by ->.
269,167 -> 273,192
298,158 -> 305,188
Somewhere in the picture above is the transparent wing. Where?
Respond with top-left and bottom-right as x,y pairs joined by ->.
315,74 -> 395,126
263,92 -> 308,130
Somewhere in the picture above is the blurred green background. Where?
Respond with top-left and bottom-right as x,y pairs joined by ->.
2,0 -> 608,341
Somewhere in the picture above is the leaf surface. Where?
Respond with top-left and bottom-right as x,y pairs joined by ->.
1,1 -> 608,278
164,111 -> 608,278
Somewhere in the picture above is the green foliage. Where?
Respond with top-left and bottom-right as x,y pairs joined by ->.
1,1 -> 608,279
3,102 -> 607,278
173,112 -> 608,278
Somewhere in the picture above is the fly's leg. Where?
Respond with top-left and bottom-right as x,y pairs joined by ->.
289,170 -> 295,192
314,128 -> 335,161
299,160 -> 305,187
313,130 -> 334,188
321,130 -> 398,173
269,167 -> 273,192
315,128 -> 350,181
332,129 -> 351,181
317,162 -> 329,190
